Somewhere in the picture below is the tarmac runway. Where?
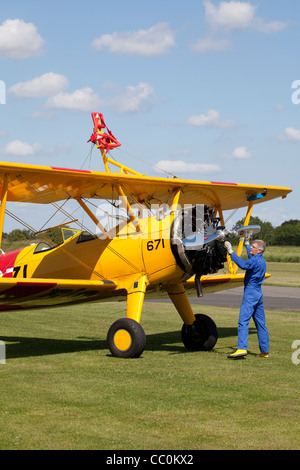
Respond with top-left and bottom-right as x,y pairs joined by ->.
188,285 -> 300,311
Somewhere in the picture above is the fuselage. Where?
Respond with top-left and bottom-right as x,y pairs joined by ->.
0,206 -> 231,311
0,214 -> 184,295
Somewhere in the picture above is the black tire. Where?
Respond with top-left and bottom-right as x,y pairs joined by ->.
181,313 -> 218,351
107,317 -> 146,358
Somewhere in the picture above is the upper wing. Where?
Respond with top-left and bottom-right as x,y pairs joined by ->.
0,161 -> 292,211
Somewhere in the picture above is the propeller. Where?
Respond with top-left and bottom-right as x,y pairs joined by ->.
182,224 -> 261,250
232,224 -> 261,238
181,224 -> 261,297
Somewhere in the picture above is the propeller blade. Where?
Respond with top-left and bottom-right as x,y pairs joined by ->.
182,233 -> 222,250
234,225 -> 261,237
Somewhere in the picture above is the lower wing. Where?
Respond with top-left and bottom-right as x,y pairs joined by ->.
0,278 -> 117,310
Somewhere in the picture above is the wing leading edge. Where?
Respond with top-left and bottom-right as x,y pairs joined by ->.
0,161 -> 292,211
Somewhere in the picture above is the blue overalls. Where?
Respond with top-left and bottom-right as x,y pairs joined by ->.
231,245 -> 269,353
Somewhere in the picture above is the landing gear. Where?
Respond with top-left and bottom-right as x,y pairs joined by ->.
167,283 -> 218,352
181,313 -> 218,351
107,317 -> 146,358
107,275 -> 147,358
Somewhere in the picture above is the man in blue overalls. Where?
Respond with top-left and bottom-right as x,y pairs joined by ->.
224,239 -> 269,359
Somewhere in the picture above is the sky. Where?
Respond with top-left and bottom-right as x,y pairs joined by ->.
0,0 -> 299,233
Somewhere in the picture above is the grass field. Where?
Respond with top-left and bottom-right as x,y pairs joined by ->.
263,246 -> 300,263
264,262 -> 300,287
237,245 -> 300,263
0,266 -> 299,450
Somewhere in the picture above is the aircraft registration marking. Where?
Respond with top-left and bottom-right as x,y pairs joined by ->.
13,265 -> 28,278
146,239 -> 165,251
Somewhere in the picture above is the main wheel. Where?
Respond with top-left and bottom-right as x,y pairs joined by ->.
181,313 -> 218,351
107,318 -> 146,358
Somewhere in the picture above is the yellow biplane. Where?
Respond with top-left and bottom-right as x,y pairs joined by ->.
0,113 -> 292,358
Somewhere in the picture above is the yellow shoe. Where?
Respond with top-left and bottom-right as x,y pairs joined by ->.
227,349 -> 247,359
257,353 -> 269,358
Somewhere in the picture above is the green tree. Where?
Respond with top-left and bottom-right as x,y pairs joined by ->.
43,226 -> 69,245
8,229 -> 31,242
281,219 -> 300,226
273,222 -> 300,246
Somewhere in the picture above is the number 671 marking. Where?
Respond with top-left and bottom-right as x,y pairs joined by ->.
146,239 -> 165,251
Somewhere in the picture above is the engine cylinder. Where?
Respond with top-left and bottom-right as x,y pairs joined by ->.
170,205 -> 227,276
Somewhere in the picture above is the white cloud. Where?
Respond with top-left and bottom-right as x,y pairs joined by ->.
187,109 -> 237,130
222,146 -> 252,159
252,17 -> 287,34
0,140 -> 42,156
107,82 -> 155,114
46,87 -> 101,112
42,82 -> 155,115
91,22 -> 175,56
232,146 -> 251,159
0,18 -> 45,59
203,0 -> 255,31
0,140 -> 73,157
155,160 -> 221,174
191,38 -> 231,53
203,1 -> 287,33
9,73 -> 69,98
277,127 -> 300,142
193,2 -> 287,55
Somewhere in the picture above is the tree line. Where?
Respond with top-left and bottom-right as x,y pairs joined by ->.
2,217 -> 300,246
233,217 -> 300,246
2,226 -> 65,245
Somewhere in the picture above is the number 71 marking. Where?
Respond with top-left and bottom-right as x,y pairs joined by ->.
13,265 -> 28,278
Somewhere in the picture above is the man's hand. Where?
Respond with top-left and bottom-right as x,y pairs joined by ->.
224,241 -> 233,254
244,233 -> 251,245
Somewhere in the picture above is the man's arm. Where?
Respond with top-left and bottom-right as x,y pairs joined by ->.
231,251 -> 253,270
224,241 -> 254,271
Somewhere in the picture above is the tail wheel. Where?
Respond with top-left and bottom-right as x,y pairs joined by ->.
107,318 -> 146,358
181,313 -> 218,351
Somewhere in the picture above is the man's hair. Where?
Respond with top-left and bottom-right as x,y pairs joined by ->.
253,239 -> 266,253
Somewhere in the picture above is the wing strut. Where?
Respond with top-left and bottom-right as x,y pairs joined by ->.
214,201 -> 254,275
0,174 -> 8,250
231,200 -> 254,274
76,198 -> 110,238
170,188 -> 181,213
215,205 -> 234,273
